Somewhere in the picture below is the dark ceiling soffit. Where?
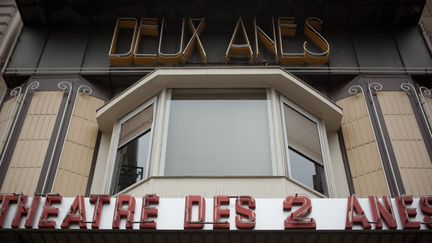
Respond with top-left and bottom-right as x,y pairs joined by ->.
1,228 -> 432,234
15,0 -> 426,26
0,228 -> 431,243
5,66 -> 432,89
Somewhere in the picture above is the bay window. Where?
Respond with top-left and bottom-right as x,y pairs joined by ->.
108,87 -> 332,197
281,98 -> 328,196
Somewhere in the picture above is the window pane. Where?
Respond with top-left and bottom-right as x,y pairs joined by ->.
113,103 -> 154,194
283,104 -> 323,164
164,89 -> 272,176
289,148 -> 326,194
113,131 -> 151,193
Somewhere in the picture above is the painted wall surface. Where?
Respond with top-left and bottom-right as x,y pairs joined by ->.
90,132 -> 111,194
378,91 -> 432,196
327,132 -> 350,197
4,19 -> 432,82
122,177 -> 326,198
337,94 -> 389,197
1,91 -> 63,194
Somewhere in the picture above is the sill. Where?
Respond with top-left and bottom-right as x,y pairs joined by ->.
114,176 -> 287,196
113,176 -> 327,198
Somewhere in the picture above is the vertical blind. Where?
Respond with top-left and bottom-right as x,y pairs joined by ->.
164,89 -> 273,176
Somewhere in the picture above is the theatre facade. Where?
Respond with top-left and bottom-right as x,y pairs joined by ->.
0,0 -> 432,242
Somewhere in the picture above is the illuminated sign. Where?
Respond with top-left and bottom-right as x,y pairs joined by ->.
1,194 -> 431,230
108,17 -> 330,66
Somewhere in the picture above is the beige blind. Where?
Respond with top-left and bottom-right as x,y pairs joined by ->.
118,104 -> 154,148
283,104 -> 323,164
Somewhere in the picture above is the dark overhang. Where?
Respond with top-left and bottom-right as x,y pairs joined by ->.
16,0 -> 426,26
4,0 -> 432,88
1,229 -> 431,243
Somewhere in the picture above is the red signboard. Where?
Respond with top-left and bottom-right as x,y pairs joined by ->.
0,194 -> 431,230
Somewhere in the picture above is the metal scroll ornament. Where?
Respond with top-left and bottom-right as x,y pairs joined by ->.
368,82 -> 383,95
78,84 -> 93,96
348,84 -> 364,95
9,86 -> 22,97
58,81 -> 72,93
420,87 -> 432,97
400,82 -> 417,96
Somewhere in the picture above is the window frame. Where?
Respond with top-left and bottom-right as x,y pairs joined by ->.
159,88 -> 277,176
108,96 -> 158,194
279,96 -> 330,197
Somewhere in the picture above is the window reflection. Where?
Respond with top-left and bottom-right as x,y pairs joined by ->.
289,148 -> 325,194
113,132 -> 151,193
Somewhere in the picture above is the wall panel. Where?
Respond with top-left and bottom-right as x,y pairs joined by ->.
52,95 -> 104,196
378,91 -> 432,196
1,92 -> 63,194
0,95 -> 20,152
424,95 -> 432,128
337,94 -> 389,197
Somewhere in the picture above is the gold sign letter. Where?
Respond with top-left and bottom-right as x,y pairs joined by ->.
158,18 -> 185,65
182,18 -> 207,64
277,17 -> 303,65
277,17 -> 330,65
303,17 -> 330,65
254,18 -> 278,63
225,17 -> 253,63
133,18 -> 160,65
109,18 -> 138,66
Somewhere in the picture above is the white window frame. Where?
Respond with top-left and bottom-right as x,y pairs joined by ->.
107,96 -> 158,194
159,88 -> 277,176
279,95 -> 331,197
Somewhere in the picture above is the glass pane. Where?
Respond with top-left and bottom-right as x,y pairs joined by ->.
289,148 -> 326,195
283,104 -> 323,164
164,89 -> 272,176
113,131 -> 151,194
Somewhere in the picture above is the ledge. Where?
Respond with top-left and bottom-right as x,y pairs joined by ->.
96,67 -> 342,132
